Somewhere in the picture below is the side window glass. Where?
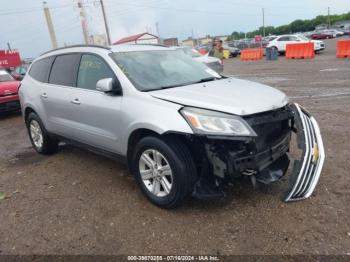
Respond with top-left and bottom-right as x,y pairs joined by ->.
77,54 -> 115,90
29,57 -> 55,83
49,54 -> 81,87
278,36 -> 289,41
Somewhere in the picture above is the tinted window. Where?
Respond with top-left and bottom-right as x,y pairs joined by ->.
77,54 -> 115,90
29,57 -> 55,82
49,54 -> 81,86
278,36 -> 290,41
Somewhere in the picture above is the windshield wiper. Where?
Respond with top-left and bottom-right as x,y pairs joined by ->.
159,83 -> 190,90
148,77 -> 219,91
193,77 -> 218,84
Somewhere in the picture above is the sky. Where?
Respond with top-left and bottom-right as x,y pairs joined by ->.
0,0 -> 349,58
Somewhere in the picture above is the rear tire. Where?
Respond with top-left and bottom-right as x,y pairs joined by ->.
26,112 -> 58,155
131,136 -> 197,209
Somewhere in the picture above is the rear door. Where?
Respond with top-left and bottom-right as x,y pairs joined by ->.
68,53 -> 123,153
42,53 -> 81,137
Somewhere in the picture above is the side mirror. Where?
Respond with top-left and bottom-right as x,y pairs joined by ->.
96,78 -> 122,95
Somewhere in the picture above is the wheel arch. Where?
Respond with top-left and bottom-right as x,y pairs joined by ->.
126,128 -> 192,171
24,106 -> 37,123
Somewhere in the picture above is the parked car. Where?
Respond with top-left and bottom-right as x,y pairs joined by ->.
0,69 -> 21,113
177,46 -> 223,73
267,34 -> 325,54
11,64 -> 30,81
222,43 -> 241,57
322,29 -> 344,37
310,32 -> 334,40
19,44 -> 325,208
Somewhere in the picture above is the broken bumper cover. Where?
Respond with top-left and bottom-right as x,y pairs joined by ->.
285,103 -> 325,202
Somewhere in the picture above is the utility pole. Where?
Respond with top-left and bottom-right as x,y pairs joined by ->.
78,0 -> 89,44
43,1 -> 58,49
262,8 -> 265,37
327,7 -> 331,29
100,0 -> 111,45
7,42 -> 12,51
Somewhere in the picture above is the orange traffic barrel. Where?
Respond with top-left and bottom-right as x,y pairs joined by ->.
286,42 -> 315,59
336,40 -> 350,58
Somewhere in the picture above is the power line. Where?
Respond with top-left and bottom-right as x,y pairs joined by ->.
0,4 -> 73,15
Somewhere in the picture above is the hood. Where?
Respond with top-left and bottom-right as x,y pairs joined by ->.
194,55 -> 220,64
150,78 -> 288,116
0,81 -> 20,95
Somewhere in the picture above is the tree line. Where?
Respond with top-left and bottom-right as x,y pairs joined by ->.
227,12 -> 350,40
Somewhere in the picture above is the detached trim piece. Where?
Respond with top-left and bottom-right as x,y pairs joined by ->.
285,103 -> 325,202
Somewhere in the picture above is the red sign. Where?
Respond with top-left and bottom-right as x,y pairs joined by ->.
0,50 -> 21,68
255,35 -> 263,42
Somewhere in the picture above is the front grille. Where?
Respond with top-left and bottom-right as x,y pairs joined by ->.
244,107 -> 293,152
0,92 -> 17,97
284,104 -> 325,201
0,100 -> 20,111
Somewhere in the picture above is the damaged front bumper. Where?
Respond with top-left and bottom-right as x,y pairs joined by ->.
191,103 -> 325,202
284,103 -> 325,202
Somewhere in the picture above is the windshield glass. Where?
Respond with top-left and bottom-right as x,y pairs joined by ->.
297,35 -> 309,41
181,47 -> 201,58
111,50 -> 220,91
0,70 -> 14,82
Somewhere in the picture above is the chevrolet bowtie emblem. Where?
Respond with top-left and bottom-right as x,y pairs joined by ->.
312,143 -> 319,163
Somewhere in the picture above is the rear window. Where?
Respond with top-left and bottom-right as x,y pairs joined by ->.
29,57 -> 54,83
49,54 -> 81,87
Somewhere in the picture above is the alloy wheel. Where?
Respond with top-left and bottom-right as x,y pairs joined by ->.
30,120 -> 43,149
139,149 -> 173,197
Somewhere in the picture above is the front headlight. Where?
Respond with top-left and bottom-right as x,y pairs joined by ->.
180,107 -> 257,136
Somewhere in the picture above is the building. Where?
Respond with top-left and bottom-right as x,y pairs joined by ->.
89,34 -> 107,46
163,38 -> 179,46
197,35 -> 212,45
113,32 -> 159,45
214,35 -> 229,42
182,37 -> 197,47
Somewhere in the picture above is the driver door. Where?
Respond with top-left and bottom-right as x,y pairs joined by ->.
68,54 -> 124,154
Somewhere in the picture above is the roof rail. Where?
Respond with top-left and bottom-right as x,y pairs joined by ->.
40,44 -> 111,56
132,43 -> 169,48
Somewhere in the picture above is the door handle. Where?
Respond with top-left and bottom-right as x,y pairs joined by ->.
70,98 -> 81,105
41,93 -> 48,99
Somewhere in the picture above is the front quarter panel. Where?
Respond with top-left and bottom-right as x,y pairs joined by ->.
120,93 -> 193,154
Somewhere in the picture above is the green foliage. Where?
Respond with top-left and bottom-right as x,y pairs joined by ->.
228,12 -> 350,39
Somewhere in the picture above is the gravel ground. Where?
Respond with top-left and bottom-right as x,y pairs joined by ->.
0,37 -> 349,256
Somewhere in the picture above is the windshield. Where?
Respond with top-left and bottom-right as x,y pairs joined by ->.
297,35 -> 309,41
111,50 -> 220,91
0,70 -> 14,82
180,47 -> 201,58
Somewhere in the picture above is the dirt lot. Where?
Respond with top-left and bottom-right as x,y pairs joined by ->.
0,37 -> 349,256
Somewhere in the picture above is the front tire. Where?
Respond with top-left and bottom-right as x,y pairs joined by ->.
26,112 -> 58,155
131,136 -> 196,209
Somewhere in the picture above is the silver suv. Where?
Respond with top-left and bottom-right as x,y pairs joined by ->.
19,44 -> 325,208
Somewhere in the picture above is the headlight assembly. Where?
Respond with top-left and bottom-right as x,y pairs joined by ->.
180,107 -> 257,137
